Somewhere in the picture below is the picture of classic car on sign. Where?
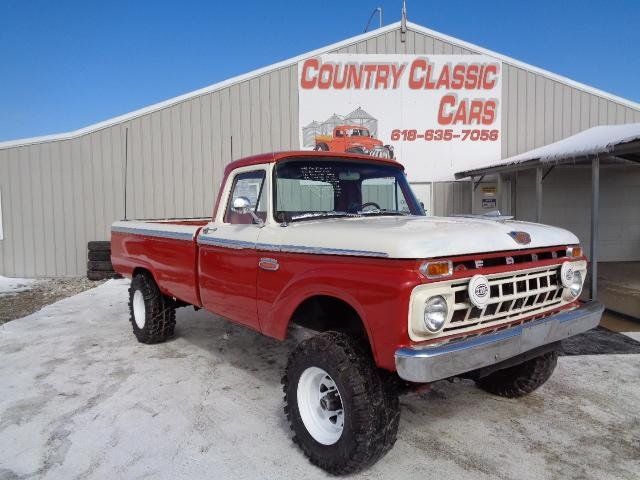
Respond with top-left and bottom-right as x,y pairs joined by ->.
302,107 -> 394,159
314,125 -> 394,158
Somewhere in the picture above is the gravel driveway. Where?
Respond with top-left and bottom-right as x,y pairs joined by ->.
0,280 -> 638,479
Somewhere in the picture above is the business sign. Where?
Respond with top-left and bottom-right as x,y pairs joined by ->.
298,54 -> 502,182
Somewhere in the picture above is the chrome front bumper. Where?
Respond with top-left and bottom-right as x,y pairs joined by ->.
395,301 -> 604,383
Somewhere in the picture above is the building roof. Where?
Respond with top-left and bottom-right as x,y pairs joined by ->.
2,20 -> 639,150
455,123 -> 640,178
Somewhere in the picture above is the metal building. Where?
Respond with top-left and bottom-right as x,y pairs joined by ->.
1,20 -> 639,277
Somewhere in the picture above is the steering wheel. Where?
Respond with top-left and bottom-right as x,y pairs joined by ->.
357,201 -> 381,212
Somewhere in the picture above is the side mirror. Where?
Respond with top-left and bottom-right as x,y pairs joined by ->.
231,196 -> 265,227
232,196 -> 252,214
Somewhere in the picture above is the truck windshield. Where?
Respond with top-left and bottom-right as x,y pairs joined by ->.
274,158 -> 425,223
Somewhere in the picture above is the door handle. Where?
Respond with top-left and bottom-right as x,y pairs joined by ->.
202,226 -> 217,235
258,258 -> 279,271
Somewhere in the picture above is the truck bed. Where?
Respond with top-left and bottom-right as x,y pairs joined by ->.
111,219 -> 209,306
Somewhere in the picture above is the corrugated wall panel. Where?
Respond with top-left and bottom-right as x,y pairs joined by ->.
40,144 -> 55,275
18,147 -> 35,275
268,73 -> 280,151
0,153 -> 7,273
149,112 -> 163,217
0,153 -> 6,274
5,149 -> 18,274
277,69 -> 290,150
60,140 -> 76,274
200,94 -> 214,214
289,65 -> 299,149
49,142 -> 64,274
30,145 -> 45,276
180,101 -> 194,217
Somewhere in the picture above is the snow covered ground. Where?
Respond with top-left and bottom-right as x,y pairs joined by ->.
0,279 -> 638,479
0,276 -> 36,296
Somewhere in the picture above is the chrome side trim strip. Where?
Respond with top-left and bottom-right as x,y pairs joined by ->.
197,236 -> 255,249
256,242 -> 388,257
197,237 -> 388,258
395,300 -> 604,383
111,225 -> 195,241
275,244 -> 388,258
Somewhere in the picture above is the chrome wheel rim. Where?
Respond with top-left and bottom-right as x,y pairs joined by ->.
133,290 -> 146,329
297,366 -> 344,445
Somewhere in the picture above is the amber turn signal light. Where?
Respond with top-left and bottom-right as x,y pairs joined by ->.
419,260 -> 453,279
567,246 -> 583,258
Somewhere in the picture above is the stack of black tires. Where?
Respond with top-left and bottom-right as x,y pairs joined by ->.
87,241 -> 119,280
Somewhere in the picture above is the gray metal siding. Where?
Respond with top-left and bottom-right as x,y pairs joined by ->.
515,166 -> 640,261
1,25 -> 639,276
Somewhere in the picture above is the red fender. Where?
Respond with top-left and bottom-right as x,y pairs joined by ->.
257,257 -> 420,370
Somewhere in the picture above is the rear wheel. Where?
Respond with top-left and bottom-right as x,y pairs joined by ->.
128,273 -> 176,344
283,332 -> 399,474
476,350 -> 558,398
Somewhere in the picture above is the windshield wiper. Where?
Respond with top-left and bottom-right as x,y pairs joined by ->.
357,209 -> 410,216
289,211 -> 356,222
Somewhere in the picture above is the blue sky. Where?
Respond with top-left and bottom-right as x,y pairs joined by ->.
1,0 -> 638,141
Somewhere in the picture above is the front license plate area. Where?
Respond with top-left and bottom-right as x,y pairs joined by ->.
521,321 -> 552,349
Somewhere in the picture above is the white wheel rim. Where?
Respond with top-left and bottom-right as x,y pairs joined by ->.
133,290 -> 146,329
297,366 -> 344,445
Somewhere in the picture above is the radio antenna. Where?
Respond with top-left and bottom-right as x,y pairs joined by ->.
364,7 -> 383,32
401,0 -> 407,42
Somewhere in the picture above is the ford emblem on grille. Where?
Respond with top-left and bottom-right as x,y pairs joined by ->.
508,231 -> 531,245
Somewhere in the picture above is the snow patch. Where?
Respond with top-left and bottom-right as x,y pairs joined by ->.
0,276 -> 37,296
622,331 -> 640,342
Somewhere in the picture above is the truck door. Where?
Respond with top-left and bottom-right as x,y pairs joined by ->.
197,168 -> 268,330
332,128 -> 346,152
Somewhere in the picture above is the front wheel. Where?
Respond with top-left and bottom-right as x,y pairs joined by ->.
476,350 -> 558,398
282,332 -> 399,474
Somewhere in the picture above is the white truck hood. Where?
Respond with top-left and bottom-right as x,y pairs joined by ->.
269,216 -> 578,259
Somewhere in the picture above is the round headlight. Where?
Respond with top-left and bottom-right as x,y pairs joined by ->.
424,296 -> 448,332
568,270 -> 583,298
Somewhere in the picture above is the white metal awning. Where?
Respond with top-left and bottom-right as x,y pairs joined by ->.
455,123 -> 640,179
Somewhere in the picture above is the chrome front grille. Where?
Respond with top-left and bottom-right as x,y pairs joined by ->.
446,265 -> 565,333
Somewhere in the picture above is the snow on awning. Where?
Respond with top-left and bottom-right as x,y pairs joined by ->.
455,123 -> 640,179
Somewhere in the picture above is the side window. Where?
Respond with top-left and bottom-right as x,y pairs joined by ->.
224,170 -> 266,224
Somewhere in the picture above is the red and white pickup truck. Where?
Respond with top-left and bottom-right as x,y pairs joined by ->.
111,151 -> 603,474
